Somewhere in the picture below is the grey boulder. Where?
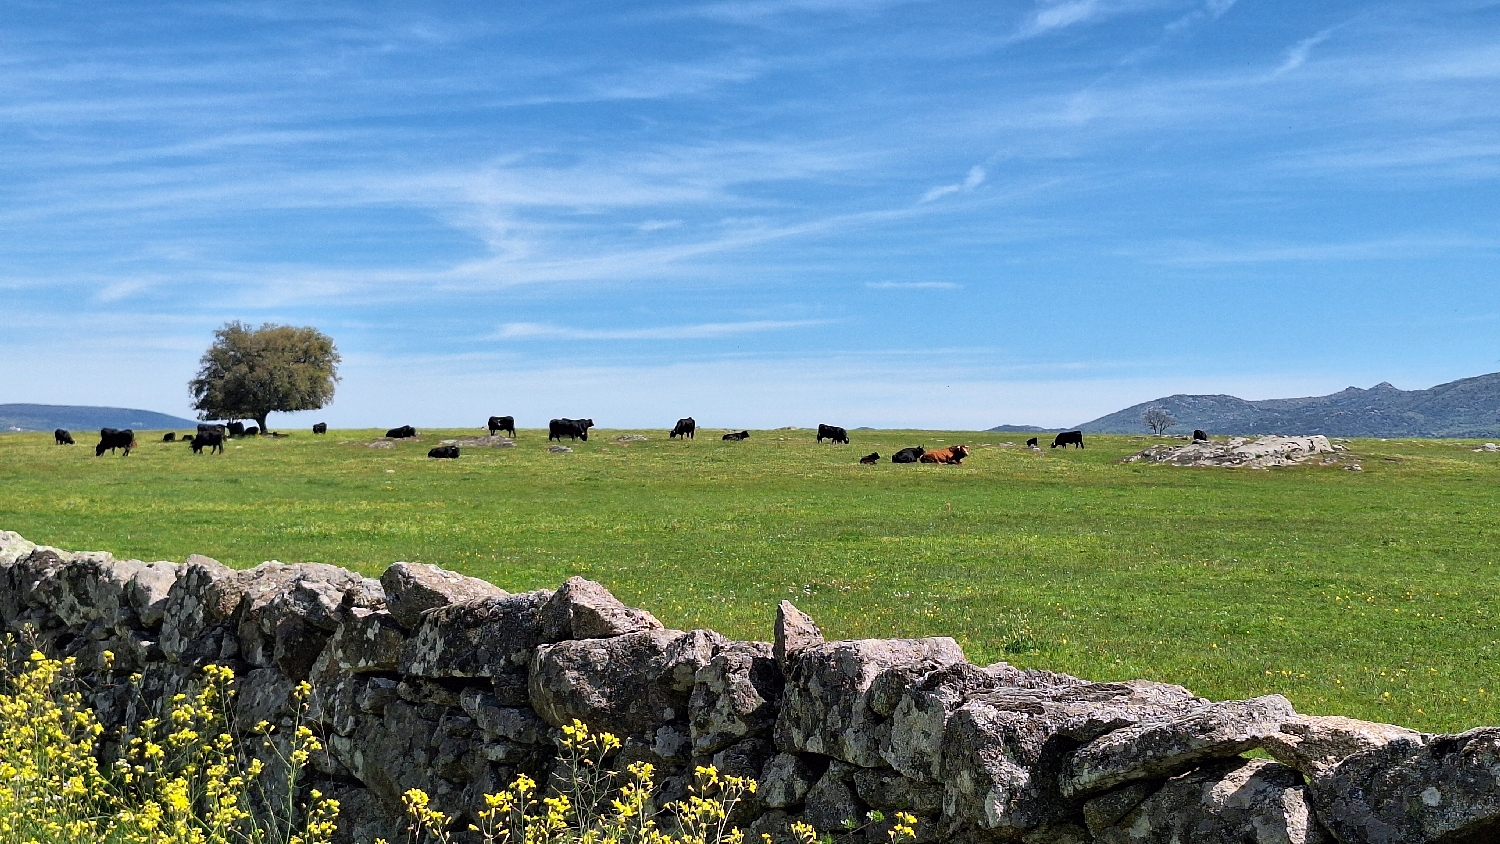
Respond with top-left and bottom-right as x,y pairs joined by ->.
380,561 -> 508,629
774,600 -> 824,670
1093,758 -> 1327,844
538,576 -> 663,641
399,590 -> 551,682
690,640 -> 784,755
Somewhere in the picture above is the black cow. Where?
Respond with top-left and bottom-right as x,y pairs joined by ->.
55,429 -> 74,445
488,416 -> 516,437
312,422 -> 328,434
386,425 -> 417,439
859,452 -> 880,465
817,424 -> 850,444
549,418 -> 594,442
722,430 -> 750,441
1193,429 -> 1209,442
428,445 -> 460,459
892,446 -> 925,464
1051,431 -> 1084,449
96,428 -> 135,456
244,425 -> 260,437
670,417 -> 696,439
227,421 -> 246,438
162,432 -> 176,442
1026,437 -> 1039,448
192,427 -> 225,454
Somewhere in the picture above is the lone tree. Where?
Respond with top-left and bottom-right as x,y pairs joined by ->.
1141,405 -> 1177,436
189,321 -> 340,434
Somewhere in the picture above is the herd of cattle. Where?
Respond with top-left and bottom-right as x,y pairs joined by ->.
53,419 -> 1090,464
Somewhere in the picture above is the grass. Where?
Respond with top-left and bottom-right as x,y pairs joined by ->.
2,427 -> 1498,734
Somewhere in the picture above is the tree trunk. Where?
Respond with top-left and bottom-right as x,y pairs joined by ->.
255,413 -> 269,435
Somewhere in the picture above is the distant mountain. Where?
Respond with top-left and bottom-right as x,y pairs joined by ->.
1074,372 -> 1500,437
0,404 -> 199,433
986,424 -> 1066,433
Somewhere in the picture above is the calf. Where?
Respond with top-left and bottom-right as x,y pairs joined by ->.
920,445 -> 970,465
1051,431 -> 1084,449
54,429 -> 74,445
817,424 -> 850,444
428,445 -> 460,459
191,427 -> 225,454
859,452 -> 880,465
312,422 -> 328,434
1026,437 -> 1039,448
891,446 -> 925,464
722,430 -> 750,441
1193,429 -> 1209,442
162,432 -> 176,442
488,416 -> 516,437
670,417 -> 696,439
244,425 -> 260,437
548,418 -> 594,442
386,425 -> 417,439
96,428 -> 136,456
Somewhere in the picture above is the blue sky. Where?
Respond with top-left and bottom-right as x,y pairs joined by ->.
2,0 -> 1498,429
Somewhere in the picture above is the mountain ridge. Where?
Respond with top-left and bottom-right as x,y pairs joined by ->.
1072,372 -> 1500,437
0,404 -> 199,433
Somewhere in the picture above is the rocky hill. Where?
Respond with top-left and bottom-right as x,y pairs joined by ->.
1074,372 -> 1500,437
0,403 -> 199,433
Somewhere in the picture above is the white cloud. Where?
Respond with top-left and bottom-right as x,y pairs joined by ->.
864,281 -> 961,289
638,219 -> 684,232
493,319 -> 829,341
1273,27 -> 1336,77
920,165 -> 986,203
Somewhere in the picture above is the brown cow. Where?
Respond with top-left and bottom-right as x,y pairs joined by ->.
919,445 -> 970,465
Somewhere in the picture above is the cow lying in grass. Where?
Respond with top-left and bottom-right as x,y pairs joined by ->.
919,445 -> 969,465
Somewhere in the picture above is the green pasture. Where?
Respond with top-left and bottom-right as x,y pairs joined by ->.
2,427 -> 1498,733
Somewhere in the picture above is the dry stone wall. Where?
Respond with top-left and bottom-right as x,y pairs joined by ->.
2,528 -> 1498,844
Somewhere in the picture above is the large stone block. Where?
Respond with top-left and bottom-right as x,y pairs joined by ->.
126,561 -> 181,628
689,640 -> 783,755
939,680 -> 1201,835
1060,694 -> 1297,798
538,576 -> 662,641
1262,714 -> 1427,780
774,601 -> 824,670
775,637 -> 967,768
381,562 -> 508,629
159,556 -> 240,666
233,562 -> 383,680
1093,758 -> 1327,844
1310,726 -> 1500,844
398,591 -> 552,695
884,661 -> 1082,781
529,628 -> 725,737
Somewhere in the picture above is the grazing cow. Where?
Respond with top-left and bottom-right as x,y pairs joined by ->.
227,421 -> 246,438
817,424 -> 850,444
1193,429 -> 1209,442
54,429 -> 74,445
670,417 -> 696,439
891,446 -> 925,464
920,445 -> 970,465
96,428 -> 136,456
859,452 -> 880,465
1026,437 -> 1039,448
488,416 -> 516,437
428,445 -> 460,459
722,430 -> 750,441
1051,431 -> 1084,449
162,432 -> 176,442
312,422 -> 328,434
191,427 -> 225,454
386,425 -> 417,439
548,418 -> 594,442
244,426 -> 260,437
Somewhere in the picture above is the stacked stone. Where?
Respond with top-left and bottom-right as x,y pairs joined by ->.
3,528 -> 1500,844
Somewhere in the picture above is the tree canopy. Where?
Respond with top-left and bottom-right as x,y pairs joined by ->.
189,322 -> 340,433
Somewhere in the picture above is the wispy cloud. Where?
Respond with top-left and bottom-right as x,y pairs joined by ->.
864,281 -> 961,289
1273,27 -> 1337,77
493,319 -> 830,341
920,165 -> 986,203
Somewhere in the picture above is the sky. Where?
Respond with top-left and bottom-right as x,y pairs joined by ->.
2,0 -> 1498,430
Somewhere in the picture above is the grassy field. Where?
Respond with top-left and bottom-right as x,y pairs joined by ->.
2,426 -> 1498,733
